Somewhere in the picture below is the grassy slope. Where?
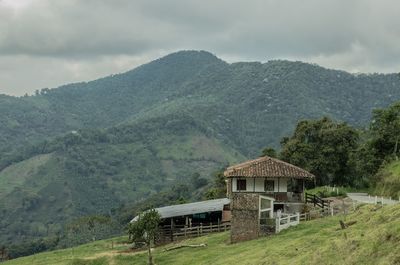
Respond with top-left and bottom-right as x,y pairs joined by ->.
6,204 -> 400,265
374,160 -> 400,199
0,154 -> 52,198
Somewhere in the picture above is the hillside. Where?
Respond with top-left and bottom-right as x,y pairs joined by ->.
374,160 -> 400,199
1,50 -> 400,251
0,114 -> 243,249
4,203 -> 400,265
1,51 -> 400,157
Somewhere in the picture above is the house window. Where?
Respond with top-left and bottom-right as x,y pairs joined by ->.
264,180 -> 274,192
237,179 -> 247,191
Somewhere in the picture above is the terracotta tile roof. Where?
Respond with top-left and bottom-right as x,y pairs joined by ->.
224,156 -> 315,179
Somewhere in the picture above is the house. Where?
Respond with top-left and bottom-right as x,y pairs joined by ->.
224,156 -> 315,242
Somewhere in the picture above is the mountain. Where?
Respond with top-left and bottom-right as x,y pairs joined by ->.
1,50 -> 400,250
2,51 -> 400,157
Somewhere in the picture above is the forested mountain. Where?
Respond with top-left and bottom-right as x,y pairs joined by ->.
1,50 -> 400,252
2,51 -> 400,157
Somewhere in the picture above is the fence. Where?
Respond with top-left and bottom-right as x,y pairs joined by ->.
347,193 -> 400,206
275,213 -> 300,233
159,222 -> 231,242
305,193 -> 330,209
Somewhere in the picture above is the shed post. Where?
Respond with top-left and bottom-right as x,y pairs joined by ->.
170,218 -> 174,242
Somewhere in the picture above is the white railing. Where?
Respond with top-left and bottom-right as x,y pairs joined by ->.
347,193 -> 400,206
275,213 -> 300,233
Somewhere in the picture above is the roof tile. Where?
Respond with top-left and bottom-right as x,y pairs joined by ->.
224,156 -> 315,179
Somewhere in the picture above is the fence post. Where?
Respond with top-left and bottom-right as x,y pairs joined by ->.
275,216 -> 280,233
197,226 -> 200,237
184,225 -> 187,238
200,223 -> 203,235
331,207 -> 334,216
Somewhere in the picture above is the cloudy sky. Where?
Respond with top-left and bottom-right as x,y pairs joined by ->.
1,0 -> 399,96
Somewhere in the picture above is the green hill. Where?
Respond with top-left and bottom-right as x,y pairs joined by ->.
374,160 -> 400,199
1,51 -> 400,157
4,204 -> 400,265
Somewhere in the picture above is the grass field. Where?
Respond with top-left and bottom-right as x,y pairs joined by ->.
5,203 -> 400,265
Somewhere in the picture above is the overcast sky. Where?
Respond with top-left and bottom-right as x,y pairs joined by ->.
1,0 -> 399,96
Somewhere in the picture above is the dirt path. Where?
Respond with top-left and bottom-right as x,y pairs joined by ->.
83,249 -> 146,264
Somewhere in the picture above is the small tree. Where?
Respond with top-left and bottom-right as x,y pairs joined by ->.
128,209 -> 161,265
261,147 -> 277,158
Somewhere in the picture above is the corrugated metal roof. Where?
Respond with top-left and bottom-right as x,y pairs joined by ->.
131,198 -> 230,222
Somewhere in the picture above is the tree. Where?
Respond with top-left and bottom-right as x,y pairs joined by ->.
128,209 -> 160,265
369,101 -> 400,161
261,147 -> 277,158
191,172 -> 208,189
354,102 -> 400,184
280,117 -> 359,186
205,169 -> 226,199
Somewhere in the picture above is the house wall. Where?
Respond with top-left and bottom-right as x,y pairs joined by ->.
231,178 -> 288,193
230,193 -> 260,243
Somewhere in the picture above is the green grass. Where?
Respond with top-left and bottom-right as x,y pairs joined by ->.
374,160 -> 400,199
306,186 -> 347,198
6,204 -> 400,265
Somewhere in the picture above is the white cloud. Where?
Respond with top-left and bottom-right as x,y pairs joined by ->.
1,0 -> 400,95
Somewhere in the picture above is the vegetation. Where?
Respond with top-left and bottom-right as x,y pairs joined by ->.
4,203 -> 400,265
128,209 -> 161,265
306,186 -> 348,198
280,117 -> 359,186
275,101 -> 400,190
204,169 -> 227,200
373,160 -> 400,199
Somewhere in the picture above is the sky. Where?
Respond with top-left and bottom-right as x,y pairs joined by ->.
0,0 -> 400,96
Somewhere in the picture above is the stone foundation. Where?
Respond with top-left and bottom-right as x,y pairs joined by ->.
230,193 -> 260,243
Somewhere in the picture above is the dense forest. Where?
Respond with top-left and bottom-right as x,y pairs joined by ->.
1,50 -> 400,259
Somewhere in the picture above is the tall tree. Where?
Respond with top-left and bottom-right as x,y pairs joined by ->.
280,117 -> 359,186
370,101 -> 400,160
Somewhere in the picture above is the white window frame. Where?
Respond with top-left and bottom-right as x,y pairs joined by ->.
259,195 -> 274,222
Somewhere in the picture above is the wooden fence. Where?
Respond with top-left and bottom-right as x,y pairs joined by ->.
158,222 -> 231,242
305,193 -> 330,209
